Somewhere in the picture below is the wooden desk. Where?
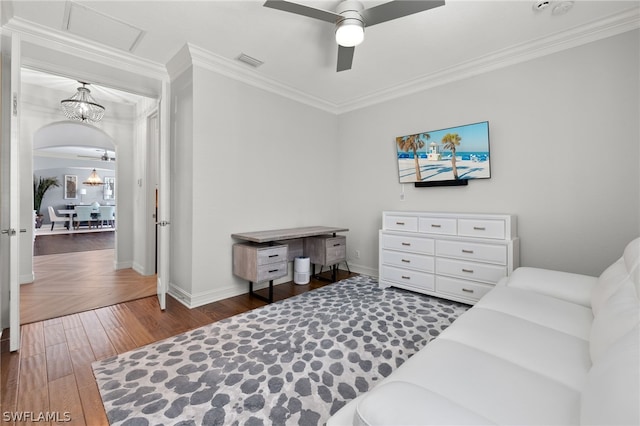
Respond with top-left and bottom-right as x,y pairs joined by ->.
232,226 -> 349,302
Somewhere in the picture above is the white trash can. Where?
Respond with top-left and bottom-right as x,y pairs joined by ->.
294,256 -> 310,285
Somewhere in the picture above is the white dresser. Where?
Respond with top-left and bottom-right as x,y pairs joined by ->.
379,211 -> 519,305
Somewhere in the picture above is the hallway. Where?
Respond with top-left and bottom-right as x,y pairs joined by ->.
22,245 -> 156,325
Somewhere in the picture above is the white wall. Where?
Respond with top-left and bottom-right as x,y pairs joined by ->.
168,63 -> 339,306
336,30 -> 640,277
168,68 -> 194,301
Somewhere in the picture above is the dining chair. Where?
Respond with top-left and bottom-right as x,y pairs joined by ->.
47,206 -> 69,231
74,206 -> 96,229
98,206 -> 115,228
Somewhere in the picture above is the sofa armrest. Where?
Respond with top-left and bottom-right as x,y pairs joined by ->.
499,267 -> 597,308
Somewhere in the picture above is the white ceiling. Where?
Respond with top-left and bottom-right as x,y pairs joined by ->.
6,0 -> 640,110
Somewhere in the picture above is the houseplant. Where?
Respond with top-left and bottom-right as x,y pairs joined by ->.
33,175 -> 60,228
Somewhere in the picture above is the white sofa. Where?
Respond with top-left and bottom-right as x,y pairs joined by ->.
327,237 -> 639,425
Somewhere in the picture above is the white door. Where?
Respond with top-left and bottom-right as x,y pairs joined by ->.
0,34 -> 22,351
156,79 -> 171,310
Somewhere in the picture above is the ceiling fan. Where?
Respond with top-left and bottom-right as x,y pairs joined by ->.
78,149 -> 116,162
263,0 -> 445,72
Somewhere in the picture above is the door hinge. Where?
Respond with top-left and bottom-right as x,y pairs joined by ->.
156,221 -> 170,227
12,93 -> 18,116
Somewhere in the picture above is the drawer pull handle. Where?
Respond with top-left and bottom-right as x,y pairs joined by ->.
401,242 -> 411,246
396,221 -> 405,225
462,268 -> 474,273
461,249 -> 474,254
401,259 -> 411,263
268,254 -> 279,258
333,243 -> 341,247
431,224 -> 441,228
462,288 -> 475,293
401,275 -> 411,280
473,226 -> 486,231
268,269 -> 279,273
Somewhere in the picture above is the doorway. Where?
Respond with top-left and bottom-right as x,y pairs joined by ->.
20,69 -> 160,324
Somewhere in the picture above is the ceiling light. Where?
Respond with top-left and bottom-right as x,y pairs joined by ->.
335,18 -> 364,47
532,0 -> 551,11
83,169 -> 103,186
61,82 -> 105,123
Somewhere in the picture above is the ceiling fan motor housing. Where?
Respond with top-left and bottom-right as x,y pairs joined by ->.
335,0 -> 365,47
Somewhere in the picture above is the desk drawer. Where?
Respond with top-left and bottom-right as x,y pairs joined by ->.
436,240 -> 507,265
418,217 -> 457,235
381,250 -> 434,272
458,219 -> 505,240
381,234 -> 434,255
305,235 -> 346,266
384,215 -> 418,232
436,258 -> 506,284
381,265 -> 435,291
256,261 -> 288,282
256,245 -> 288,265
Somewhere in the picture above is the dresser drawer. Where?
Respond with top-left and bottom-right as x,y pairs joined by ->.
381,250 -> 434,272
381,233 -> 434,255
256,261 -> 288,282
381,265 -> 435,291
384,215 -> 418,232
436,240 -> 507,265
436,258 -> 507,284
256,245 -> 288,265
458,219 -> 505,240
418,217 -> 457,235
436,276 -> 493,302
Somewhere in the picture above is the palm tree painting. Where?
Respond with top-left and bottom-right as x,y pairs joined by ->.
396,133 -> 430,181
441,133 -> 462,179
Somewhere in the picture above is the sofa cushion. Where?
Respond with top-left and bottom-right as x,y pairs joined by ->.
354,381 -> 493,426
581,326 -> 640,425
501,267 -> 597,307
592,238 -> 639,315
440,307 -> 591,391
475,286 -> 593,340
589,280 -> 640,362
384,338 -> 581,425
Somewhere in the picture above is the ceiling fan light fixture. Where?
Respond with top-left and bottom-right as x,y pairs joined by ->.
61,82 -> 105,123
335,18 -> 364,47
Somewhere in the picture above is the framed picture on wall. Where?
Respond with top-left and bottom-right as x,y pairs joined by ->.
64,175 -> 78,199
104,177 -> 115,200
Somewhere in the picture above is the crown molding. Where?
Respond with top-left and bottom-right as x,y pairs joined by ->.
335,7 -> 640,113
185,43 -> 338,114
4,7 -> 638,115
2,17 -> 168,93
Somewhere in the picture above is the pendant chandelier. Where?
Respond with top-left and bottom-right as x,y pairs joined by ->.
83,169 -> 103,186
61,82 -> 105,123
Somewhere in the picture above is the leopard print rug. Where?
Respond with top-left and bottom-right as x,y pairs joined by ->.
92,275 -> 469,425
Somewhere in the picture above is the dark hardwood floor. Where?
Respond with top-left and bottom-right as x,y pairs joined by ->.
34,232 -> 115,256
1,269 -> 356,425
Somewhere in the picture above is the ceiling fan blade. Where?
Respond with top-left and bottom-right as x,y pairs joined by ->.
362,0 -> 445,27
263,1 -> 340,24
337,46 -> 355,72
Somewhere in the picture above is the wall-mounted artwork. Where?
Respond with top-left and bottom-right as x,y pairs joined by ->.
396,121 -> 491,186
64,175 -> 78,199
104,177 -> 115,200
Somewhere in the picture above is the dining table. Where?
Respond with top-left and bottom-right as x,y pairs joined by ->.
57,209 -> 76,230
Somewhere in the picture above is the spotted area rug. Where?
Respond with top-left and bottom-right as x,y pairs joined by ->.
92,275 -> 470,425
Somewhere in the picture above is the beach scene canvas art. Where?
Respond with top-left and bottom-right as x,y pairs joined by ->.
396,121 -> 491,183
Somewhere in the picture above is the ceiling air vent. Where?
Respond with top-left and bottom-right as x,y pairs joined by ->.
236,53 -> 264,68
